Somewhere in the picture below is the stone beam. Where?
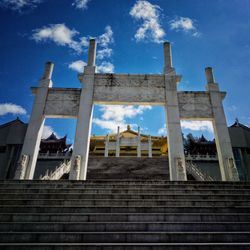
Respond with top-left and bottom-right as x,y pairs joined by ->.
93,74 -> 166,105
32,87 -> 226,120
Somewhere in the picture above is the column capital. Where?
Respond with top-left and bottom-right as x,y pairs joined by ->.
205,67 -> 219,92
39,62 -> 54,87
87,39 -> 97,66
163,41 -> 174,74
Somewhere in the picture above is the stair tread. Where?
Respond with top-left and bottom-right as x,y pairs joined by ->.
1,180 -> 250,245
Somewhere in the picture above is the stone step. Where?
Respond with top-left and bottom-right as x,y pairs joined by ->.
1,222 -> 250,232
1,188 -> 249,195
0,181 -> 250,188
1,206 -> 249,214
1,212 -> 249,223
1,185 -> 250,192
1,231 -> 250,243
1,179 -> 249,183
1,243 -> 250,250
1,193 -> 250,200
0,213 -> 250,224
1,199 -> 250,206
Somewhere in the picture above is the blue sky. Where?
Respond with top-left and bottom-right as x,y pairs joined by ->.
0,0 -> 250,143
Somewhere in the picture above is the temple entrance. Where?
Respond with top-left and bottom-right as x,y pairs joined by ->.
34,118 -> 76,179
15,39 -> 239,182
181,120 -> 221,181
90,105 -> 167,158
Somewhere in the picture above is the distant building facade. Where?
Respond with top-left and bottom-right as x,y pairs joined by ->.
0,118 -> 27,179
229,120 -> 250,181
90,125 -> 168,157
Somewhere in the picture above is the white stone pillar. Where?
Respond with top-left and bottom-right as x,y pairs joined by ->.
163,42 -> 173,73
164,42 -> 187,181
69,39 -> 96,180
14,62 -> 54,180
104,134 -> 109,157
148,135 -> 152,158
137,127 -> 141,157
116,126 -> 120,157
205,67 -> 239,181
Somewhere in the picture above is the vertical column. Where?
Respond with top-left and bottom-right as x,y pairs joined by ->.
104,134 -> 109,157
15,62 -> 54,179
137,127 -> 141,157
116,126 -> 120,157
205,67 -> 239,181
148,135 -> 152,158
164,42 -> 187,181
69,39 -> 96,180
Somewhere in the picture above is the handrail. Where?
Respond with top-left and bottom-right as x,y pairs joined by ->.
40,161 -> 71,180
186,161 -> 214,181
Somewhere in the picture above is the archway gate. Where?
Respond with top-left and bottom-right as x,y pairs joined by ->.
15,39 -> 239,181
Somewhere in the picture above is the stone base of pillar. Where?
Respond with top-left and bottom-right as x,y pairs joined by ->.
69,155 -> 81,180
14,154 -> 29,180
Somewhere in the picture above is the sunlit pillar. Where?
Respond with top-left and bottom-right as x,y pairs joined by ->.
137,127 -> 141,157
205,67 -> 239,181
69,39 -> 96,180
163,41 -> 187,181
15,62 -> 54,180
104,134 -> 109,157
116,126 -> 120,157
148,135 -> 152,158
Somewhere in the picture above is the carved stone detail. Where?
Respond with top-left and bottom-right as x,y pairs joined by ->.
71,155 -> 81,180
14,154 -> 29,180
94,74 -> 165,87
227,157 -> 240,181
176,157 -> 186,180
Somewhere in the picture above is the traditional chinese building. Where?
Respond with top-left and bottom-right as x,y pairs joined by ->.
40,133 -> 71,154
184,134 -> 216,156
89,125 -> 168,157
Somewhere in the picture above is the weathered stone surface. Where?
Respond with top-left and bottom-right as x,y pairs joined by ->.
178,92 -> 213,119
0,179 -> 250,248
93,74 -> 165,105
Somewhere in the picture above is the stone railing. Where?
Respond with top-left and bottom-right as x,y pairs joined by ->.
186,161 -> 214,181
185,153 -> 217,161
40,161 -> 71,180
38,151 -> 72,160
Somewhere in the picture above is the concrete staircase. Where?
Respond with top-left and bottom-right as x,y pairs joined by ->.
39,157 -> 215,181
0,180 -> 250,249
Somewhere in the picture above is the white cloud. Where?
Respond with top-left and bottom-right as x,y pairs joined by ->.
68,60 -> 114,73
79,36 -> 89,47
93,118 -> 128,133
169,17 -> 200,37
228,105 -> 237,112
42,125 -> 58,139
96,62 -> 114,73
72,0 -> 90,10
158,121 -> 213,135
100,105 -> 151,122
31,24 -> 82,53
181,120 -> 213,132
62,26 -> 115,73
93,105 -> 152,133
0,0 -> 42,11
129,0 -> 165,43
0,103 -> 27,116
68,60 -> 86,73
158,124 -> 167,135
98,26 -> 114,47
32,24 -> 114,57
97,48 -> 112,60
